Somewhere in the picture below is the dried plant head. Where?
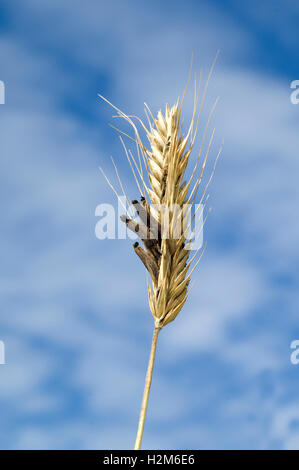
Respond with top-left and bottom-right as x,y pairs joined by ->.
99,55 -> 221,449
99,55 -> 221,331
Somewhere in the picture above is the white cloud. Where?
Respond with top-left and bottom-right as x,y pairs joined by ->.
164,254 -> 267,351
0,0 -> 299,451
271,403 -> 299,450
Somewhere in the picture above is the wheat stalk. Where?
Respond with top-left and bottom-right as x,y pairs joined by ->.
99,56 -> 221,450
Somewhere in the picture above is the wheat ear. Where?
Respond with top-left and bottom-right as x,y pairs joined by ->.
99,59 -> 220,449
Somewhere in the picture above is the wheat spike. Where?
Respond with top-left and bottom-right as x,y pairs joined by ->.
145,101 -> 196,327
99,58 -> 220,449
117,96 -> 218,329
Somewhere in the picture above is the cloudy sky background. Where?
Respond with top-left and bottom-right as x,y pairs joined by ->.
0,0 -> 299,449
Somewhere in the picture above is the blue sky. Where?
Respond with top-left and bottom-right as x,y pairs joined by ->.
0,0 -> 299,450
